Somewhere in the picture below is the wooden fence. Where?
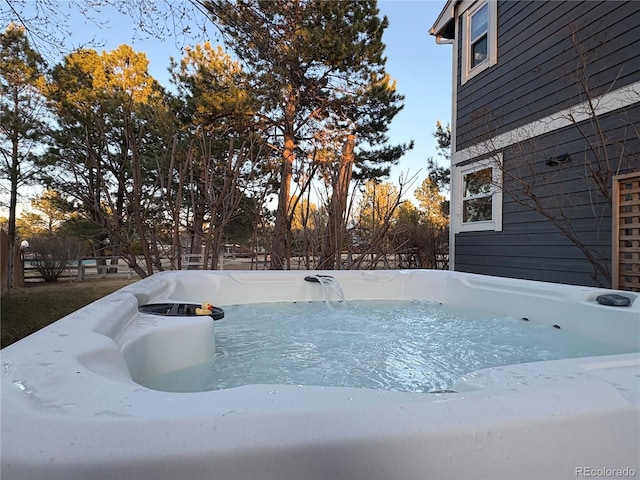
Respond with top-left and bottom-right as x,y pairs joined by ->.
20,251 -> 449,283
23,257 -> 134,283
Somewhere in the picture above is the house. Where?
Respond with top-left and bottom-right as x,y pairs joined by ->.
430,0 -> 640,290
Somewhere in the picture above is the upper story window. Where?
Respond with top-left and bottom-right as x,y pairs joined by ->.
461,0 -> 497,84
470,4 -> 488,68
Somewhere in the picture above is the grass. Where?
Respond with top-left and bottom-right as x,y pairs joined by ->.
1,277 -> 138,348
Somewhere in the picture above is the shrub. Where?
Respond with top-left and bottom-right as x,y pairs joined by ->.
27,236 -> 85,282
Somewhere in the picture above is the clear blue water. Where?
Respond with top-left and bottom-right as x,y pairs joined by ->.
144,300 -> 633,393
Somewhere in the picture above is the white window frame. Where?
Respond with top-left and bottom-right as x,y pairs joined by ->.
454,155 -> 503,233
461,0 -> 498,85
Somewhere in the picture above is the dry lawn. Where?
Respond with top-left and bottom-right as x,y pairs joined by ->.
1,277 -> 138,348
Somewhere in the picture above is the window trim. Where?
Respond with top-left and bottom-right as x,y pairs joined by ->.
461,0 -> 497,85
455,155 -> 503,233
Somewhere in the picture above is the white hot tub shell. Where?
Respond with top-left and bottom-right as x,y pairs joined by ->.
1,270 -> 639,479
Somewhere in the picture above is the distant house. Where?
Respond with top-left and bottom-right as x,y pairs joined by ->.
430,0 -> 640,290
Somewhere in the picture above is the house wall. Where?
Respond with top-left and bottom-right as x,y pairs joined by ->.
456,1 -> 640,150
455,104 -> 640,287
452,0 -> 640,287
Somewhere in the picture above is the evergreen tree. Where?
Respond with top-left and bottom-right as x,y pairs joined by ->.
170,42 -> 264,268
426,121 -> 451,192
44,45 -> 173,277
206,0 -> 410,269
0,24 -> 49,289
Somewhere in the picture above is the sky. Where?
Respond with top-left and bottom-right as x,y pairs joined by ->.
376,1 -> 453,183
2,1 -> 452,214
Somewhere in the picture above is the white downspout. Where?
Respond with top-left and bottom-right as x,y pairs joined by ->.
448,7 -> 459,271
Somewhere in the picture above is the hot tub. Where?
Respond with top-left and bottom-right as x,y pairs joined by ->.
2,270 -> 639,479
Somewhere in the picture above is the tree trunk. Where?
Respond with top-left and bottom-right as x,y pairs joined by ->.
125,121 -> 155,275
191,202 -> 206,269
271,133 -> 295,270
319,134 -> 355,269
167,135 -> 185,270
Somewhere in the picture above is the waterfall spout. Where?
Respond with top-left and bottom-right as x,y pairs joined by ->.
304,275 -> 345,307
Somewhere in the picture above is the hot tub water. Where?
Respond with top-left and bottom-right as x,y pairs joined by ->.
144,300 -> 633,393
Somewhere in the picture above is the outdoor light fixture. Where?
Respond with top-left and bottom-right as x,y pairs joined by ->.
545,153 -> 571,167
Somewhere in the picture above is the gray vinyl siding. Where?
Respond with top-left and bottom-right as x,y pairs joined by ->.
454,104 -> 640,287
456,0 -> 640,150
451,0 -> 640,287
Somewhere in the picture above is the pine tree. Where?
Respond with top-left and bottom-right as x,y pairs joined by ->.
205,0 -> 410,269
0,24 -> 49,289
44,45 -> 172,277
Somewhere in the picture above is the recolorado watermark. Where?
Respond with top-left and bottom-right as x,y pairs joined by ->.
576,467 -> 637,478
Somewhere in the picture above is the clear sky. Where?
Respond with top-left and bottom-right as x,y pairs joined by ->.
377,1 -> 452,186
2,0 -> 452,213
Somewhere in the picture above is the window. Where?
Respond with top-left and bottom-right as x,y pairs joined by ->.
455,156 -> 503,232
463,167 -> 493,222
461,1 -> 497,84
470,4 -> 488,68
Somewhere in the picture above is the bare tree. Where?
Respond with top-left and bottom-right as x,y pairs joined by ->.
2,0 -> 212,59
28,235 -> 84,282
346,174 -> 418,269
318,134 -> 356,269
469,39 -> 639,287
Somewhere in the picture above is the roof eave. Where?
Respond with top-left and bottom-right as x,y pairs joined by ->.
429,0 -> 457,41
